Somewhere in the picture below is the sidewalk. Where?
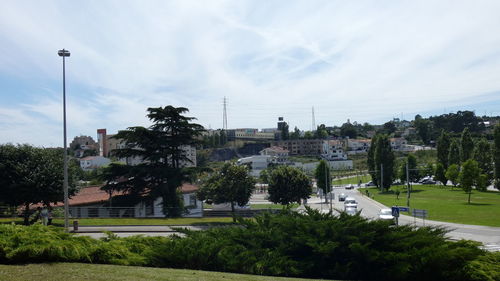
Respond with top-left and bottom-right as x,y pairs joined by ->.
72,225 -> 210,233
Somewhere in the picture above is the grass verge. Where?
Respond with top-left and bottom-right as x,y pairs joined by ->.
0,263 -> 321,281
0,217 -> 234,226
359,185 -> 500,227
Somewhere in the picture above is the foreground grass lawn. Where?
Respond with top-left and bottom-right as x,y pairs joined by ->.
360,185 -> 500,226
0,217 -> 234,226
0,263 -> 322,281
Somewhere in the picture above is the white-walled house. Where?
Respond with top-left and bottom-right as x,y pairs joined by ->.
259,146 -> 289,163
65,184 -> 202,218
322,140 -> 348,160
80,156 -> 111,171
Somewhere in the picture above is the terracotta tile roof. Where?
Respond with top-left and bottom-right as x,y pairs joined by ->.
49,183 -> 200,207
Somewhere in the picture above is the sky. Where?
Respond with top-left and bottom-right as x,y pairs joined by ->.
1,0 -> 500,147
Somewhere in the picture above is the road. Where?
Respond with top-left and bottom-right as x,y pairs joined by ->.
303,186 -> 500,252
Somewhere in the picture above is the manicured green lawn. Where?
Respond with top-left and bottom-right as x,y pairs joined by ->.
0,263 -> 322,281
359,185 -> 500,227
332,174 -> 371,186
0,217 -> 234,226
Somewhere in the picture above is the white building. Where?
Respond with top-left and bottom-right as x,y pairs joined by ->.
322,140 -> 348,160
347,139 -> 371,154
79,156 -> 111,171
259,146 -> 289,164
66,184 -> 202,218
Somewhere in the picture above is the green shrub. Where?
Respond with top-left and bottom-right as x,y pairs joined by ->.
152,209 -> 486,281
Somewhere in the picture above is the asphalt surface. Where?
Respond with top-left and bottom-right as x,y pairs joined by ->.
303,186 -> 500,252
75,189 -> 500,252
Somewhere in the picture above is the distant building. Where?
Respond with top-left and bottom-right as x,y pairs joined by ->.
226,128 -> 276,140
97,128 -> 196,167
272,139 -> 324,156
80,156 -> 111,171
259,146 -> 289,164
347,139 -> 371,154
70,135 -> 99,158
322,140 -> 347,160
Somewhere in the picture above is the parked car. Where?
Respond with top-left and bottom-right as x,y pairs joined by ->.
378,208 -> 395,224
365,181 -> 376,187
420,179 -> 436,185
344,197 -> 358,209
345,184 -> 354,189
344,207 -> 358,216
418,176 -> 433,183
338,193 -> 348,202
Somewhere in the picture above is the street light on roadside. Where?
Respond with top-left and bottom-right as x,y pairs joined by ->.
58,49 -> 70,232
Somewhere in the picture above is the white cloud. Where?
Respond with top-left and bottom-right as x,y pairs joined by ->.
1,0 -> 500,145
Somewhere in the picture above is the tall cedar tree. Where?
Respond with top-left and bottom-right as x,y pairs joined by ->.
268,166 -> 312,206
436,130 -> 451,170
373,134 -> 395,191
448,139 -> 461,166
473,138 -> 493,181
314,160 -> 331,202
459,159 -> 480,204
434,163 -> 447,186
197,163 -> 255,222
494,124 -> 500,189
102,106 -> 204,217
407,154 -> 420,183
460,127 -> 474,162
0,145 -> 78,225
367,135 -> 379,186
445,164 -> 460,188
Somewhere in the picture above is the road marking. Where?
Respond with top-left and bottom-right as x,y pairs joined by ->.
481,244 -> 500,252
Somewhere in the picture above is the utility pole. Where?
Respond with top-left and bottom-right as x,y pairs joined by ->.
380,164 -> 383,192
406,162 -> 410,207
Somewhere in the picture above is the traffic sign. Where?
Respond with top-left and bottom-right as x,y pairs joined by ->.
391,206 -> 400,217
397,206 -> 409,212
412,209 -> 428,218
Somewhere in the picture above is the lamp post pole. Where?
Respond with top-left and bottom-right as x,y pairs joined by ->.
58,49 -> 70,232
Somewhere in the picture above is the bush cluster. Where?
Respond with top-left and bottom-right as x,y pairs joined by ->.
0,224 -> 166,266
1,210 -> 498,281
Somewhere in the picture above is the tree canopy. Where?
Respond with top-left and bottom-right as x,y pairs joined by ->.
0,144 -> 79,224
101,106 -> 204,217
314,160 -> 331,202
268,166 -> 311,206
460,127 -> 474,162
197,163 -> 255,221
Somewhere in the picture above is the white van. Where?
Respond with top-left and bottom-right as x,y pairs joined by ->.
344,197 -> 358,209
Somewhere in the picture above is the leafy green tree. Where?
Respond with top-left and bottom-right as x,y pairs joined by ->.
367,135 -> 379,186
290,126 -> 301,140
414,115 -> 432,144
476,174 -> 489,192
407,154 -> 419,183
382,121 -> 397,135
445,164 -> 460,188
448,139 -> 461,166
434,163 -> 447,186
460,127 -> 474,162
420,163 -> 434,178
459,159 -> 480,204
303,131 -> 314,139
102,106 -> 204,217
373,134 -> 395,190
315,160 -> 331,202
494,125 -> 500,189
197,163 -> 255,221
280,123 -> 290,140
268,166 -> 311,206
436,130 -> 451,170
0,145 -> 79,225
473,138 -> 493,184
340,122 -> 357,139
314,124 -> 328,139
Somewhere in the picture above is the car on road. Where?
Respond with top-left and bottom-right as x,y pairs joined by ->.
345,184 -> 354,190
420,178 -> 436,185
365,181 -> 376,187
338,193 -> 348,202
344,197 -> 358,209
378,208 -> 395,224
344,207 -> 358,216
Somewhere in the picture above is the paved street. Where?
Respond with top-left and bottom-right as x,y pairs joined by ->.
303,186 -> 500,252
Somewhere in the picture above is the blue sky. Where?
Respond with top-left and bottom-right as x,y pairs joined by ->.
1,0 -> 500,146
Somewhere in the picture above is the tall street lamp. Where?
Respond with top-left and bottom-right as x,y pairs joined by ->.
58,49 -> 70,232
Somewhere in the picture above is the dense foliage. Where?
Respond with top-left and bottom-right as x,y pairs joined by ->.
0,210 -> 498,281
268,166 -> 311,205
314,160 -> 331,200
0,144 -> 79,224
100,106 -> 204,217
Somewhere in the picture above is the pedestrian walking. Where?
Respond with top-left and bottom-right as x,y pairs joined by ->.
40,207 -> 49,226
